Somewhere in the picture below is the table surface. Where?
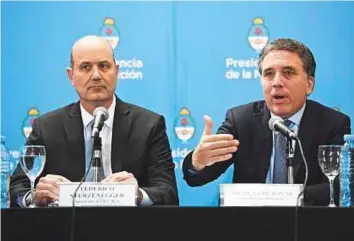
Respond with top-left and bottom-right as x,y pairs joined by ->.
2,206 -> 354,241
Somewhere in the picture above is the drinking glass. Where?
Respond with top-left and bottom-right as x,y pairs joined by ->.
19,145 -> 46,208
318,145 -> 342,207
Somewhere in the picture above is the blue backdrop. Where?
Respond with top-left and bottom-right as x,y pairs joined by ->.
2,1 -> 354,206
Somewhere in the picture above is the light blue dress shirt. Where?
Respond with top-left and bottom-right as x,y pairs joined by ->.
265,103 -> 306,183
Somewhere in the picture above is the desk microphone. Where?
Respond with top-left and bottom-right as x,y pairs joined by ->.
70,106 -> 108,241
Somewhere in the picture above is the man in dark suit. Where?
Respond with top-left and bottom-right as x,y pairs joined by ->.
183,38 -> 351,206
10,35 -> 178,207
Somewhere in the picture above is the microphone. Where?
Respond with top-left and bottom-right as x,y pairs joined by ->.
269,116 -> 298,185
268,116 -> 297,140
268,116 -> 309,208
70,106 -> 108,241
91,107 -> 109,138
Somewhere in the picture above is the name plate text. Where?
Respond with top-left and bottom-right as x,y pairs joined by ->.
220,183 -> 303,207
59,182 -> 137,207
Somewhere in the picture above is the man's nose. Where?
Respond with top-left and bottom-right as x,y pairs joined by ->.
272,72 -> 284,87
92,66 -> 101,80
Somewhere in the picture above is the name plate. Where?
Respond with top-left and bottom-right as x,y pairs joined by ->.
58,182 -> 137,207
220,183 -> 303,207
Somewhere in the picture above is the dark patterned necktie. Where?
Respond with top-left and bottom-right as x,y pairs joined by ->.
85,120 -> 104,182
273,119 -> 294,183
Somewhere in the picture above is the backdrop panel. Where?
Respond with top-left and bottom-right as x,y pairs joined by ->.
2,1 -> 353,206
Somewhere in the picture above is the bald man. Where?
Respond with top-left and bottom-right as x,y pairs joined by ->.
10,35 -> 179,207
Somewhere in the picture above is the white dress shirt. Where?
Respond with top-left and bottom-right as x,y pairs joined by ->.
80,98 -> 115,178
80,97 -> 152,206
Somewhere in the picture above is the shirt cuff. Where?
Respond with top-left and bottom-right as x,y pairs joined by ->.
18,191 -> 32,208
187,168 -> 201,176
139,188 -> 153,206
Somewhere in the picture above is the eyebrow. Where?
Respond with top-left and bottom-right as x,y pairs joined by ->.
98,60 -> 111,64
78,60 -> 111,66
263,66 -> 297,72
79,61 -> 92,67
283,66 -> 296,71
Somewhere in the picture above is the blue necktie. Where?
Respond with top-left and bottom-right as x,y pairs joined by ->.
273,119 -> 294,184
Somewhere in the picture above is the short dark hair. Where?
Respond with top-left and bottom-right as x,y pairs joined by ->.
258,38 -> 316,78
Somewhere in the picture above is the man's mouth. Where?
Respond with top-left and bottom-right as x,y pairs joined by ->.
273,95 -> 285,100
272,94 -> 287,103
89,85 -> 105,89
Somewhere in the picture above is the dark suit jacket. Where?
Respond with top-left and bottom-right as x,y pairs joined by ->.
10,97 -> 179,206
183,100 -> 351,206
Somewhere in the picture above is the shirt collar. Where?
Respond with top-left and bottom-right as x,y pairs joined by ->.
80,96 -> 116,129
270,102 -> 306,127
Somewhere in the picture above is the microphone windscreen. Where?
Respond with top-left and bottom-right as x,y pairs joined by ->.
93,107 -> 109,121
268,116 -> 282,132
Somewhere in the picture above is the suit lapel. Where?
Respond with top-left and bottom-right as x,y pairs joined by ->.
111,97 -> 132,173
254,103 -> 273,182
294,102 -> 313,177
63,102 -> 85,180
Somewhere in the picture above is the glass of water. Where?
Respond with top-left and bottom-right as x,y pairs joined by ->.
318,145 -> 342,207
19,145 -> 46,208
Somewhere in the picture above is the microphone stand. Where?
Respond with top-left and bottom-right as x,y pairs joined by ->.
286,137 -> 295,184
70,126 -> 104,241
91,135 -> 102,183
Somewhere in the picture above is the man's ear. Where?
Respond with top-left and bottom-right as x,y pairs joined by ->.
115,64 -> 119,76
306,76 -> 315,96
66,67 -> 74,85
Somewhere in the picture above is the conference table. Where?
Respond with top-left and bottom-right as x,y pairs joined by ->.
2,206 -> 354,241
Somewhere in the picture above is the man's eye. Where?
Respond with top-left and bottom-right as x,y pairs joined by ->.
80,65 -> 91,71
100,63 -> 110,69
284,70 -> 295,77
264,72 -> 274,77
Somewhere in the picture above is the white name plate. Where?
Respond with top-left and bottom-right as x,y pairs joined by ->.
220,183 -> 303,207
58,182 -> 137,207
